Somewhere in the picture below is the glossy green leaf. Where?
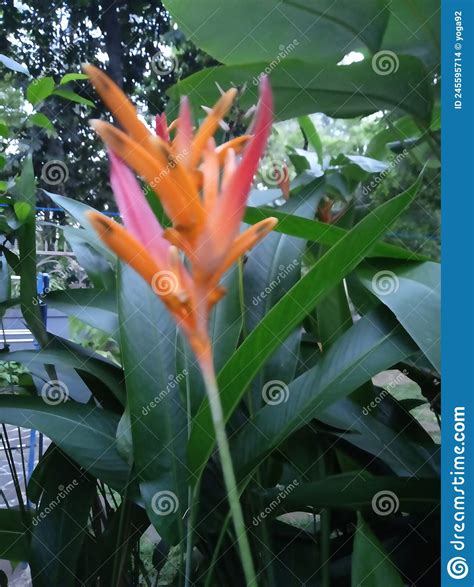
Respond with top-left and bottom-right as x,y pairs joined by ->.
188,181 -> 419,483
0,509 -> 30,560
26,77 -> 55,105
244,204 -> 427,261
47,288 -> 118,335
1,343 -> 125,405
53,88 -> 94,107
298,116 -> 323,164
232,307 -> 418,477
352,513 -> 404,586
164,0 -> 389,64
0,396 -> 129,491
260,473 -> 439,514
167,57 -> 433,123
118,263 -> 187,545
357,260 -> 440,373
244,186 -> 322,409
59,72 -> 89,85
29,448 -> 96,587
29,112 -> 55,133
382,0 -> 440,69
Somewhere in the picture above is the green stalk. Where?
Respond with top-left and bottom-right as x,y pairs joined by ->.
201,364 -> 257,586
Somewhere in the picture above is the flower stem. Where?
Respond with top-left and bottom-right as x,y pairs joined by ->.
201,362 -> 258,586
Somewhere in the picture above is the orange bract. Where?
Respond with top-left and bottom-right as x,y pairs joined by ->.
83,64 -> 277,361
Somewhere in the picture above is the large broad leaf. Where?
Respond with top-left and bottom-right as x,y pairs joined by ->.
0,396 -> 129,491
232,307 -> 418,477
259,473 -> 439,514
188,181 -> 419,483
164,0 -> 389,64
29,448 -> 96,587
357,260 -> 440,373
320,395 -> 439,477
244,185 -> 323,409
0,509 -> 30,561
118,263 -> 188,546
244,206 -> 427,261
382,0 -> 440,69
167,57 -> 433,123
47,288 -> 118,335
1,342 -> 125,405
351,514 -> 404,586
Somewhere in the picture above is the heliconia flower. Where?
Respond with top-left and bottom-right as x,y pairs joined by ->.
83,64 -> 277,362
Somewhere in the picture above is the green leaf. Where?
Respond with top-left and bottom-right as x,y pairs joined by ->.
53,88 -> 94,108
167,57 -> 433,123
29,112 -> 56,133
352,513 -> 404,586
47,288 -> 118,335
13,201 -> 31,222
163,0 -> 389,64
0,53 -> 29,75
15,157 -> 48,346
382,0 -> 440,69
0,396 -> 129,491
244,205 -> 427,261
357,260 -> 440,373
232,307 -> 418,477
45,192 -> 115,262
0,121 -> 9,138
26,77 -> 55,105
188,180 -> 419,483
298,116 -> 323,165
244,187 -> 322,409
59,73 -> 89,85
0,509 -> 30,560
260,473 -> 439,514
1,343 -> 125,405
29,448 -> 96,587
118,263 -> 187,545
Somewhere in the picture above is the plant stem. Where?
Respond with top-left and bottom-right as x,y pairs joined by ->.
201,363 -> 258,586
